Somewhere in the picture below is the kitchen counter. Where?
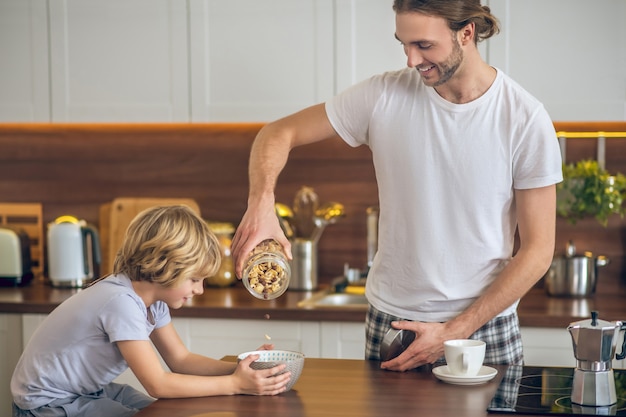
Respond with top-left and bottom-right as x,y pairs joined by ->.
0,281 -> 363,321
1,281 -> 626,327
134,357 -> 519,417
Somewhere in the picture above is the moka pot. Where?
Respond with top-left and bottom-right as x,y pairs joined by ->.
567,311 -> 626,407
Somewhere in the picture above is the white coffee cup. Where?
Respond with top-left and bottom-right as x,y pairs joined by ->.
444,339 -> 486,377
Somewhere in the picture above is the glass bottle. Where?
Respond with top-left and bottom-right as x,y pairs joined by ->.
205,222 -> 236,287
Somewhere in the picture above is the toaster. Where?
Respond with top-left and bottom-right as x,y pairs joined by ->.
0,226 -> 34,286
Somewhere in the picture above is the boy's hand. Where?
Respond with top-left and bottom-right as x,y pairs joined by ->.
233,353 -> 291,395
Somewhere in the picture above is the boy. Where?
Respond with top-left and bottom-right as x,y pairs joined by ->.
12,205 -> 290,417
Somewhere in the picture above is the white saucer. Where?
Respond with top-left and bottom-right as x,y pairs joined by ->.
432,365 -> 498,385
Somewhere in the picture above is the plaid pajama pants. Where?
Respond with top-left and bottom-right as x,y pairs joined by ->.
365,304 -> 524,365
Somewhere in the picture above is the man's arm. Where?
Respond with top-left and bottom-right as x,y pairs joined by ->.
449,184 -> 556,328
231,103 -> 341,277
383,184 -> 556,371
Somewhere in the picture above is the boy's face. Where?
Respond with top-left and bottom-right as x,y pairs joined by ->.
161,277 -> 205,309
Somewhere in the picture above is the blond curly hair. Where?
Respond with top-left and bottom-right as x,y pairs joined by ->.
113,205 -> 221,287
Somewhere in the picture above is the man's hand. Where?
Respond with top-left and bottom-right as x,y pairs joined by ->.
380,321 -> 454,372
231,200 -> 291,278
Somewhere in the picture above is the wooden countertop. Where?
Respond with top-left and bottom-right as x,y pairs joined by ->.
134,358 -> 522,417
0,281 -> 367,321
2,281 -> 626,327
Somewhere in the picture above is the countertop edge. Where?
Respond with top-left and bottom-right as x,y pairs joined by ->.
1,284 -> 625,327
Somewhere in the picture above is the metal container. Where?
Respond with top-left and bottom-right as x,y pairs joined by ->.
380,328 -> 415,361
289,238 -> 317,291
544,241 -> 609,297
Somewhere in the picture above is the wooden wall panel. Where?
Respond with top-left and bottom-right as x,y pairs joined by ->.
1,122 -> 625,291
0,123 -> 376,282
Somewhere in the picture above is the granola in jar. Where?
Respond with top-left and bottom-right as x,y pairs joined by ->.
242,239 -> 291,300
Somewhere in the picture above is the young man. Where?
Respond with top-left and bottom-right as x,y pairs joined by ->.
232,0 -> 562,371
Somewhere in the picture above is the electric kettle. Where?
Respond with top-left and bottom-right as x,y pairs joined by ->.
567,311 -> 626,407
0,227 -> 34,286
47,215 -> 101,288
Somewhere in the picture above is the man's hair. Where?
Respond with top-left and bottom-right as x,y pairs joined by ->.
393,0 -> 500,43
113,205 -> 221,287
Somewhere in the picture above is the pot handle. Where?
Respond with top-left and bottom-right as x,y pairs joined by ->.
81,225 -> 102,272
617,323 -> 626,360
596,255 -> 610,268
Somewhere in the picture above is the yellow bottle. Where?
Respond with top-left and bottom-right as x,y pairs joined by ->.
205,222 -> 236,287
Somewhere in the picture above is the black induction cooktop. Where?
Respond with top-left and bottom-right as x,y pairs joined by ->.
487,366 -> 626,416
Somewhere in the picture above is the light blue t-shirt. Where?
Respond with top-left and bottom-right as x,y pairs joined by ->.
11,274 -> 171,410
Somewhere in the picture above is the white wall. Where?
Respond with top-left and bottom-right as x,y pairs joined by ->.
487,0 -> 626,121
0,0 -> 624,122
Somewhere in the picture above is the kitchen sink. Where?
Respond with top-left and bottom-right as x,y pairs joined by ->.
298,291 -> 368,309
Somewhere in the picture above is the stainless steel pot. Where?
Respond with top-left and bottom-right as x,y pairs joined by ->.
544,241 -> 609,297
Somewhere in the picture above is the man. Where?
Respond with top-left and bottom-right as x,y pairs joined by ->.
231,0 -> 562,371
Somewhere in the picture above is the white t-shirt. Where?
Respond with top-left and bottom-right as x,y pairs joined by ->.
326,67 -> 563,322
11,274 -> 171,410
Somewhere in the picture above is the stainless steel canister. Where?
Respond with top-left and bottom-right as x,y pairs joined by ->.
544,242 -> 609,297
289,238 -> 318,291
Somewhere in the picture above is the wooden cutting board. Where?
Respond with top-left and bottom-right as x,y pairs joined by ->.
99,198 -> 200,276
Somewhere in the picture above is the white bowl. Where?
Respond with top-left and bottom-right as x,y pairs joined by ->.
237,350 -> 305,391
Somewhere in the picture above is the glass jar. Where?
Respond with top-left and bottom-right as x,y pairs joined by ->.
205,222 -> 236,287
242,239 -> 291,300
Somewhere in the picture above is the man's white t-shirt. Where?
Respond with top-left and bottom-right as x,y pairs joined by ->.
326,67 -> 563,322
11,274 -> 171,410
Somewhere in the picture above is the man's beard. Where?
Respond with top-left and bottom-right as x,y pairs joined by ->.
421,37 -> 463,87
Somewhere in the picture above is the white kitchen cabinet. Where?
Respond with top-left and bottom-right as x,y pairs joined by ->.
179,317 -> 321,359
0,314 -> 50,411
48,0 -> 190,122
320,321 -> 365,360
334,0 -> 407,91
521,327 -> 626,369
189,0 -> 337,122
521,327 -> 576,367
1,0 -> 624,122
21,313 -> 46,346
0,314 -> 23,413
487,0 -> 626,121
0,0 -> 50,121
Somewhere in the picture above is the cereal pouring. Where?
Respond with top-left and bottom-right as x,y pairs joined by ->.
242,239 -> 291,300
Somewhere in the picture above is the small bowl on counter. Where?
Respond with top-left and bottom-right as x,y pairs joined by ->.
237,349 -> 305,391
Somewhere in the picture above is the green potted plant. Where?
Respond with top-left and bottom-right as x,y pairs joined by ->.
557,159 -> 626,226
